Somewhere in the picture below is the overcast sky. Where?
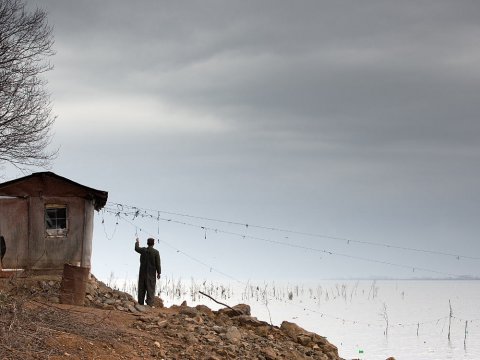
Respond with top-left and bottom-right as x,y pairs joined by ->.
6,0 -> 480,281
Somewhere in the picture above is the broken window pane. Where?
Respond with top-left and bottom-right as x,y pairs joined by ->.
45,205 -> 67,237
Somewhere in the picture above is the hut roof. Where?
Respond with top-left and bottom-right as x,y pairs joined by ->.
0,172 -> 108,210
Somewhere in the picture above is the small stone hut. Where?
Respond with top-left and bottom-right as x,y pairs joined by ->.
0,172 -> 107,271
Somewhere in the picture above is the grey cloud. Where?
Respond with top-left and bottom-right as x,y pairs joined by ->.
43,0 -> 480,176
23,0 -> 480,278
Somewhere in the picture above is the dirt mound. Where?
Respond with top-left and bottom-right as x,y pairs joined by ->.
0,273 -> 343,359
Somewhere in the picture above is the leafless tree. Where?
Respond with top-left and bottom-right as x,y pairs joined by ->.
0,0 -> 56,170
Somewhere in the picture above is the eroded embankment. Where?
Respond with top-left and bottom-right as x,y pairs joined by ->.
0,273 -> 343,359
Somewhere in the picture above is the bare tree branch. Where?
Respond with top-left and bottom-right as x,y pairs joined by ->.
0,0 -> 57,171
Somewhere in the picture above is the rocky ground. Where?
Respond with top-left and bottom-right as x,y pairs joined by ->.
0,273 -> 394,360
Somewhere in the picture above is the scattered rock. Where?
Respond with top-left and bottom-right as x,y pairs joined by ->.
153,296 -> 164,308
225,326 -> 242,344
280,321 -> 303,341
280,321 -> 339,359
104,298 -> 116,305
233,303 -> 251,316
184,332 -> 198,344
196,304 -> 214,317
127,305 -> 137,313
180,306 -> 198,318
262,347 -> 278,360
134,304 -> 148,312
157,320 -> 168,328
212,325 -> 225,334
235,314 -> 265,327
218,303 -> 251,317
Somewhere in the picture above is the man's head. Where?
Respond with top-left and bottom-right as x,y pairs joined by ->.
147,238 -> 155,246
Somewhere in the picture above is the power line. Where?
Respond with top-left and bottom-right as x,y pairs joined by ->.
103,206 -> 466,278
111,213 -> 386,327
106,202 -> 480,261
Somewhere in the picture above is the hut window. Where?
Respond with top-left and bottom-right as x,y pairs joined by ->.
45,205 -> 68,237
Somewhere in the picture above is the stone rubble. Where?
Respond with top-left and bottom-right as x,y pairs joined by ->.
29,275 -> 395,359
81,276 -> 342,359
132,301 -> 341,360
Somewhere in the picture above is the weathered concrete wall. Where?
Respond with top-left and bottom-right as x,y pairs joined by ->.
82,200 -> 94,268
0,198 -> 29,268
29,196 -> 87,270
0,196 -> 96,270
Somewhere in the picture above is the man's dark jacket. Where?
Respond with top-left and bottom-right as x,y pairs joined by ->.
135,243 -> 161,280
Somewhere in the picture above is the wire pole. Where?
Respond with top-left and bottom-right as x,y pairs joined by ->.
448,300 -> 453,341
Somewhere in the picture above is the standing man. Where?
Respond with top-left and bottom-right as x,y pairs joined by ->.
135,237 -> 161,306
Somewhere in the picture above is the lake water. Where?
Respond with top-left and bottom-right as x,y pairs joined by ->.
112,278 -> 480,360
